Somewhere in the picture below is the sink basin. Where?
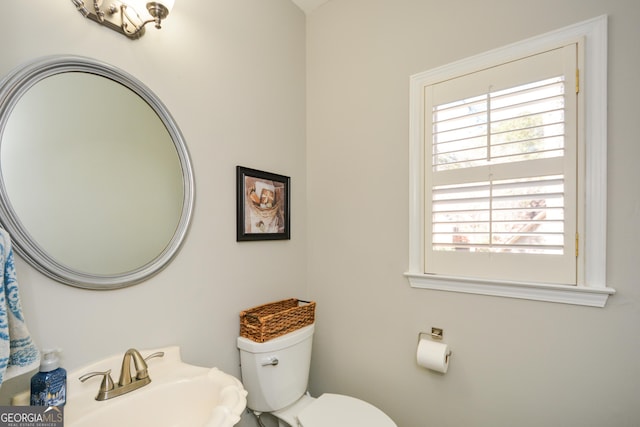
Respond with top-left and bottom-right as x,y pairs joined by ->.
48,346 -> 246,427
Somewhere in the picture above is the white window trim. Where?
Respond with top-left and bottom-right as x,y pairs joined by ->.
406,15 -> 615,307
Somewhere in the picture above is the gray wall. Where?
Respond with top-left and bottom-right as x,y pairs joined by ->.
306,1 -> 640,426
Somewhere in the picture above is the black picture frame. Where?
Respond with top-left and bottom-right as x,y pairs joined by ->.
236,166 -> 291,241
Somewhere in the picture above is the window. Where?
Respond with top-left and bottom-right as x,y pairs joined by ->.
426,46 -> 577,285
406,16 -> 614,307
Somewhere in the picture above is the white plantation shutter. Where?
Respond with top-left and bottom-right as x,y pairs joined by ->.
424,45 -> 578,284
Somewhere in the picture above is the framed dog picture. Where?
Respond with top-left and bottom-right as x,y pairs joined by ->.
236,166 -> 290,241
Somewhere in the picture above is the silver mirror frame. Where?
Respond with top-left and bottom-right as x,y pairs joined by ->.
0,55 -> 195,290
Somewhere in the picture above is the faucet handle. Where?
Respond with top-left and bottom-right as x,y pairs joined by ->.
79,369 -> 115,396
135,351 -> 164,380
144,351 -> 165,362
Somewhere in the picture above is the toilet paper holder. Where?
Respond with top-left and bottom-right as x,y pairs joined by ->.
430,327 -> 444,340
417,329 -> 452,372
420,327 -> 444,340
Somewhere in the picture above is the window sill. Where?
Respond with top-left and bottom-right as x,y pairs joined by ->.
405,272 -> 615,307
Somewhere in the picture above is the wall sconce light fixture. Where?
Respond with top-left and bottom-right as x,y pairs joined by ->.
71,0 -> 175,39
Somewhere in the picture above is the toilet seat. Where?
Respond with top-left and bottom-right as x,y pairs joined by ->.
297,393 -> 396,427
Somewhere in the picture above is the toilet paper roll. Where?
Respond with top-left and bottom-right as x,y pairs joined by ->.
416,338 -> 450,373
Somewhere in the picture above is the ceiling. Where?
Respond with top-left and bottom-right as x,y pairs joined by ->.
291,0 -> 329,14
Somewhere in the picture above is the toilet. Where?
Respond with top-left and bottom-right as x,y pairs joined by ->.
237,323 -> 397,427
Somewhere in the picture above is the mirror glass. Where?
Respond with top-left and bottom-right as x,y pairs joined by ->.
0,56 -> 194,289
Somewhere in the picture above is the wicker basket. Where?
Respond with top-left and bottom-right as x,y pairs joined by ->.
239,298 -> 316,343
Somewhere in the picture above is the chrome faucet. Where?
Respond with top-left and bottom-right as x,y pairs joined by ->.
79,348 -> 164,401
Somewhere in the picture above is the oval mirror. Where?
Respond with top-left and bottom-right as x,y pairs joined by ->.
0,55 -> 194,289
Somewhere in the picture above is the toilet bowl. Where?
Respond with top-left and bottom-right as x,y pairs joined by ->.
237,324 -> 397,427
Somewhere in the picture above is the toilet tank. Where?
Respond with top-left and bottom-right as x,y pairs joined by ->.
237,323 -> 314,412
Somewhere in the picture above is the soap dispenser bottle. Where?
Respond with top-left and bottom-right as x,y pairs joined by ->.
30,349 -> 66,407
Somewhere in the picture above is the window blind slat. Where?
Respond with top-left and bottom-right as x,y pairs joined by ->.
431,173 -> 565,255
433,75 -> 566,172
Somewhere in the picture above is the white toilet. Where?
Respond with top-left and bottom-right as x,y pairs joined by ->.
237,323 -> 397,427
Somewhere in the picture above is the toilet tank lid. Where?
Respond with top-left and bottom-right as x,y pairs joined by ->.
237,323 -> 315,353
298,394 -> 397,427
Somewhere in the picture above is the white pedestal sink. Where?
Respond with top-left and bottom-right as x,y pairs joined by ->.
16,346 -> 247,427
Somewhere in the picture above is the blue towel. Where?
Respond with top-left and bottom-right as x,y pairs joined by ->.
0,229 -> 39,386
